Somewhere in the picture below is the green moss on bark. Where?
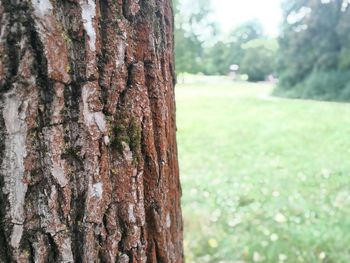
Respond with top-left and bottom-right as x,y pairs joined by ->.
111,114 -> 142,164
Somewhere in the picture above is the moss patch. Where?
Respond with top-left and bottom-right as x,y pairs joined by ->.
111,113 -> 142,164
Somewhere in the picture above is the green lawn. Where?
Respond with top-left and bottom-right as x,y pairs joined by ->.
176,76 -> 350,263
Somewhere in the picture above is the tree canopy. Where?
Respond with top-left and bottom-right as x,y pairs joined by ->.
275,0 -> 350,101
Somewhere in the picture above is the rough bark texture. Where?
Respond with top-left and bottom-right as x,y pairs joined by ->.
0,0 -> 183,262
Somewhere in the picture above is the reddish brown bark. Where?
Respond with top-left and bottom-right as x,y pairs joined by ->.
0,0 -> 183,262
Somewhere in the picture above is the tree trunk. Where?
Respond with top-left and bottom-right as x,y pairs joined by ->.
0,0 -> 183,262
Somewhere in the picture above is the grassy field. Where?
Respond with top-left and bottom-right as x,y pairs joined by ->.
176,76 -> 350,263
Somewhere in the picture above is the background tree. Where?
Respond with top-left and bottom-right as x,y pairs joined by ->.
174,0 -> 217,74
240,38 -> 278,81
201,20 -> 266,76
275,0 -> 350,101
226,20 -> 264,69
174,11 -> 278,80
0,0 -> 183,262
202,41 -> 232,75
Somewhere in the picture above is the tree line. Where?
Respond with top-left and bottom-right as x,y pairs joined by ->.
174,0 -> 278,82
275,0 -> 350,101
175,0 -> 350,101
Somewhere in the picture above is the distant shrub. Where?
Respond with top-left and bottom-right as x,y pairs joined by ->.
274,70 -> 350,102
240,39 -> 278,82
340,82 -> 350,101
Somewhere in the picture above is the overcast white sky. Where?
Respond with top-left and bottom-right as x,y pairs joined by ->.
211,0 -> 283,36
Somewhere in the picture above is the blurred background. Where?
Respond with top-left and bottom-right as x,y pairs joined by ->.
174,0 -> 350,262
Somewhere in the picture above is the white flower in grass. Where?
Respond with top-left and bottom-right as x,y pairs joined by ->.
272,191 -> 280,197
253,251 -> 261,262
208,238 -> 218,248
274,212 -> 287,223
262,228 -> 270,236
261,240 -> 269,247
270,233 -> 279,242
279,254 -> 288,261
321,169 -> 331,179
228,217 -> 242,227
319,252 -> 326,260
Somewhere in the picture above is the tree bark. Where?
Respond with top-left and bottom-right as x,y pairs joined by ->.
0,0 -> 183,262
